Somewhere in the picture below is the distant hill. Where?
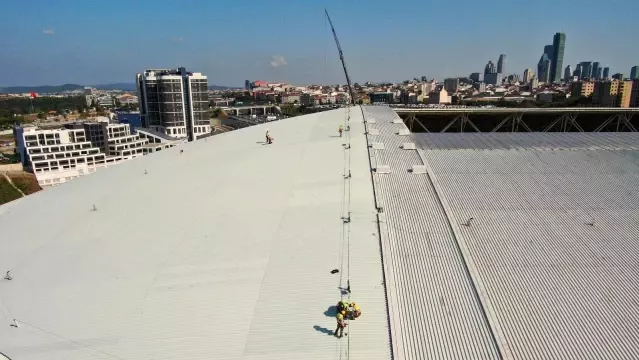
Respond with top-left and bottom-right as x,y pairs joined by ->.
1,83 -> 238,93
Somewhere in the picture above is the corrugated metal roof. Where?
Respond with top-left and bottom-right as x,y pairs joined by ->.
421,147 -> 639,359
0,108 -> 391,360
413,132 -> 639,150
361,106 -> 501,360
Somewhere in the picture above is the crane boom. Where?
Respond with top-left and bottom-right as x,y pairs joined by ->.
325,10 -> 355,105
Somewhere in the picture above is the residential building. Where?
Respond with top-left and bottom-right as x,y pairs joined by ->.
369,92 -> 394,104
497,54 -> 507,74
97,96 -> 115,108
550,32 -> 566,83
592,62 -> 600,79
564,65 -> 572,82
428,89 -> 451,104
118,94 -> 138,105
603,67 -> 610,79
421,82 -> 434,95
593,80 -> 633,107
281,93 -> 301,104
136,67 -> 210,141
571,81 -> 595,98
631,80 -> 639,107
444,78 -> 460,93
631,66 -> 639,80
13,121 -> 150,187
300,93 -> 312,106
523,68 -> 534,83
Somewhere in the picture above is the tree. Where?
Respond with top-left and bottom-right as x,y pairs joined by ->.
37,112 -> 45,119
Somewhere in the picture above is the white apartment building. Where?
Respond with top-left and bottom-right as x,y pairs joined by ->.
14,121 -> 151,187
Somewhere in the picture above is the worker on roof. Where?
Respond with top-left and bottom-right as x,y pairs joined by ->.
265,129 -> 273,144
334,312 -> 347,338
349,302 -> 361,319
337,299 -> 349,313
338,124 -> 344,137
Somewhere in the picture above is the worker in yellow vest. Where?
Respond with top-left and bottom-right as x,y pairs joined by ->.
349,302 -> 361,319
338,124 -> 344,137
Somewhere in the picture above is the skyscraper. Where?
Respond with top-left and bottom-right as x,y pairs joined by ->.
485,60 -> 496,75
592,62 -> 600,79
631,66 -> 639,80
497,54 -> 507,74
580,62 -> 593,79
564,65 -> 572,82
537,45 -> 553,83
597,68 -> 603,79
245,80 -> 251,90
541,59 -> 552,83
550,33 -> 566,83
136,67 -> 210,141
523,68 -> 534,83
603,67 -> 610,79
573,64 -> 582,79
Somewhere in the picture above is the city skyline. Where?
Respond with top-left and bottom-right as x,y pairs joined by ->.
1,0 -> 638,86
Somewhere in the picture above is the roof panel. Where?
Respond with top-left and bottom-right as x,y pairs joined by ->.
0,108 -> 390,360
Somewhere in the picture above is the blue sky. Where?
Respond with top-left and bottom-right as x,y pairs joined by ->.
1,0 -> 638,86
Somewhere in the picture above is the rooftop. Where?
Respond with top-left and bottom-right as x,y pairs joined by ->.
2,106 -> 639,359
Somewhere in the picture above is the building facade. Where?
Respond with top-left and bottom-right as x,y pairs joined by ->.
550,33 -> 566,83
593,80 -> 633,108
631,80 -> 639,107
444,78 -> 460,93
136,67 -> 210,141
592,62 -> 600,79
603,67 -> 610,79
580,62 -> 593,79
497,54 -> 507,74
13,121 -> 150,187
631,66 -> 639,80
485,61 -> 496,75
571,81 -> 595,98
523,68 -> 534,83
564,65 -> 572,82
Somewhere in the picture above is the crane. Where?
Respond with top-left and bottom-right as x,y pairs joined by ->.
325,10 -> 355,105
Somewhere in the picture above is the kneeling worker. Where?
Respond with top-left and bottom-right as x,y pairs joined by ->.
349,302 -> 361,319
337,299 -> 349,314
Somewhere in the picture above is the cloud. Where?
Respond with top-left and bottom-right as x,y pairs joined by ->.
269,55 -> 287,68
42,29 -> 55,35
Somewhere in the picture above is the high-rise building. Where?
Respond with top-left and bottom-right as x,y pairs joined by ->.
597,68 -> 603,79
523,68 -> 534,83
444,78 -> 460,93
537,45 -> 553,83
484,73 -> 502,85
245,80 -> 251,90
538,57 -> 552,83
580,62 -> 593,79
550,33 -> 566,83
573,64 -> 582,79
136,67 -> 210,141
564,65 -> 572,82
497,54 -> 507,74
612,73 -> 624,80
485,61 -> 497,75
592,62 -> 600,79
530,78 -> 539,90
469,72 -> 483,82
630,66 -> 639,80
593,80 -> 633,107
603,67 -> 610,79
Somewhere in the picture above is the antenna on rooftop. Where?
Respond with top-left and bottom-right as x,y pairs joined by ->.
91,205 -> 97,211
462,217 -> 474,227
4,271 -> 11,281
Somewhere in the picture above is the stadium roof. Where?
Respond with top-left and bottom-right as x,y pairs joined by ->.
2,105 -> 639,359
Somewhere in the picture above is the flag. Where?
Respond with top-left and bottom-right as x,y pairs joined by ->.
30,91 -> 38,99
